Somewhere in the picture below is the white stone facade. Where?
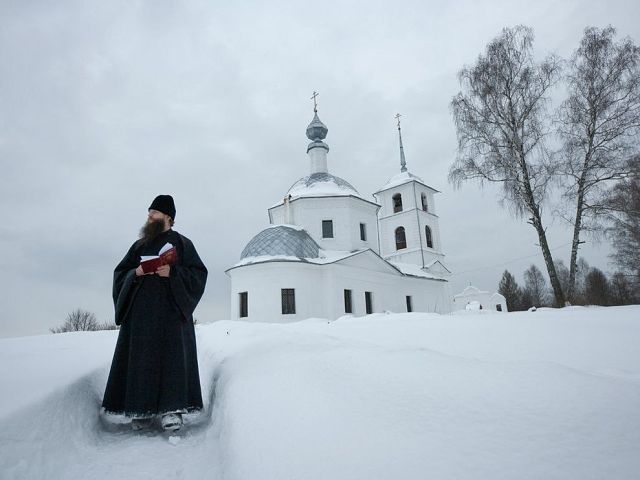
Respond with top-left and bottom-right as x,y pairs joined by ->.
374,174 -> 445,269
229,252 -> 452,322
226,111 -> 452,322
453,286 -> 508,312
269,196 -> 380,253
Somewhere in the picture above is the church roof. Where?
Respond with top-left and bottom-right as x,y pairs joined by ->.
376,170 -> 440,194
454,285 -> 489,298
240,225 -> 320,260
388,261 -> 449,281
287,172 -> 366,200
490,292 -> 507,301
229,244 -> 449,284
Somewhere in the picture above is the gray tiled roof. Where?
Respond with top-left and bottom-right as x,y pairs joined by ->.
240,226 -> 320,260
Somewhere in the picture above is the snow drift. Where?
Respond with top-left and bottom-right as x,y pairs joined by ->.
1,306 -> 639,479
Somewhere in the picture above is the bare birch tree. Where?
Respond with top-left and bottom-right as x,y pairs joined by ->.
51,308 -> 99,333
610,271 -> 636,305
557,26 -> 640,301
523,264 -> 549,307
450,25 -> 566,306
606,155 -> 640,288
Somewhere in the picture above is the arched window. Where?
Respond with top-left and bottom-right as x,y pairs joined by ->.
392,193 -> 403,213
421,193 -> 428,212
395,226 -> 407,250
425,226 -> 433,248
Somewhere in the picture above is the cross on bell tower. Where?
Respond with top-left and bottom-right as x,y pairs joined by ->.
395,113 -> 407,173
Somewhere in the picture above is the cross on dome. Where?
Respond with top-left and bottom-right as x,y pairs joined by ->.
306,91 -> 328,144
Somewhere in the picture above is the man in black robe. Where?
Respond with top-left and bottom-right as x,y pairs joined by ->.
102,195 -> 208,432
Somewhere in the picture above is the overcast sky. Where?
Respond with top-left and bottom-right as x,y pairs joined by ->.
1,0 -> 638,337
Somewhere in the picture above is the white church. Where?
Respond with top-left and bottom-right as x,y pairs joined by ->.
225,107 -> 453,321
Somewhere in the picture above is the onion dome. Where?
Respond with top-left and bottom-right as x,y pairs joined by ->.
306,112 -> 329,154
306,112 -> 328,141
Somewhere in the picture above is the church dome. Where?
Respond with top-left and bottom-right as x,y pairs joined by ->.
240,225 -> 320,260
306,112 -> 328,141
287,172 -> 362,199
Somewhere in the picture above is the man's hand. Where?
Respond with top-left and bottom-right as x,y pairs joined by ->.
156,265 -> 171,277
135,265 -> 155,276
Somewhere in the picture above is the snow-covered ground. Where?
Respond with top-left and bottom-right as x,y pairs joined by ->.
1,306 -> 639,480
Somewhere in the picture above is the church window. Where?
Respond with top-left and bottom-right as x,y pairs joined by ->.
322,220 -> 334,238
360,223 -> 367,241
365,291 -> 373,314
281,288 -> 296,315
395,226 -> 407,250
421,193 -> 428,212
425,226 -> 433,248
496,304 -> 502,312
392,193 -> 403,213
239,292 -> 248,318
344,289 -> 353,314
406,295 -> 413,312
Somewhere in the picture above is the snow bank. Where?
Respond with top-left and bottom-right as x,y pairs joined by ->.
1,306 -> 639,479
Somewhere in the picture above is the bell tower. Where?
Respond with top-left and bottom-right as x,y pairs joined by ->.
373,115 -> 449,275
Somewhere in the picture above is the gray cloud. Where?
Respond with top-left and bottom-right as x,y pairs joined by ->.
2,0 -> 639,336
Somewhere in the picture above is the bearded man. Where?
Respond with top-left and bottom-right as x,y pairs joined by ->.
102,195 -> 208,432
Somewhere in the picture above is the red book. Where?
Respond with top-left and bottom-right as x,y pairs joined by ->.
140,243 -> 178,274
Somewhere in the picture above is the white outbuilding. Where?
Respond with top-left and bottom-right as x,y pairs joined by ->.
226,109 -> 452,321
453,285 -> 508,312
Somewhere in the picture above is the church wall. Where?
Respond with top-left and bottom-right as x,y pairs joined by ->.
453,291 -> 506,312
378,211 -> 425,260
229,262 -> 330,322
490,294 -> 508,312
415,210 -> 445,262
346,199 -> 381,255
229,260 -> 452,321
411,186 -> 442,253
269,197 -> 379,253
326,262 -> 452,316
411,185 -> 437,216
376,182 -> 416,218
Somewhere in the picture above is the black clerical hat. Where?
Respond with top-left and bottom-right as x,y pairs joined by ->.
149,195 -> 176,220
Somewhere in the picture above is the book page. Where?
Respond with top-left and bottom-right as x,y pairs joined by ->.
159,242 -> 174,255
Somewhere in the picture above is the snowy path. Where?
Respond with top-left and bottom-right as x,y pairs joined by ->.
0,367 -> 223,479
1,307 -> 640,479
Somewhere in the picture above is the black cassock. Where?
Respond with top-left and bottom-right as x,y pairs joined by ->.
102,229 -> 208,417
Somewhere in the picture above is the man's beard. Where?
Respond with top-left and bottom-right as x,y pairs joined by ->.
139,219 -> 166,244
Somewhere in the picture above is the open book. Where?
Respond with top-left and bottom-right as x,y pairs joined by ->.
140,242 -> 178,274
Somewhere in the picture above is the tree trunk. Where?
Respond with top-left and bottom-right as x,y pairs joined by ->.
568,128 -> 594,303
568,184 -> 586,302
530,208 -> 566,307
516,142 -> 566,307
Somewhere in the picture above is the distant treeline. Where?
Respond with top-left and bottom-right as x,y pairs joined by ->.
50,308 -> 199,333
50,308 -> 118,333
498,261 -> 637,311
